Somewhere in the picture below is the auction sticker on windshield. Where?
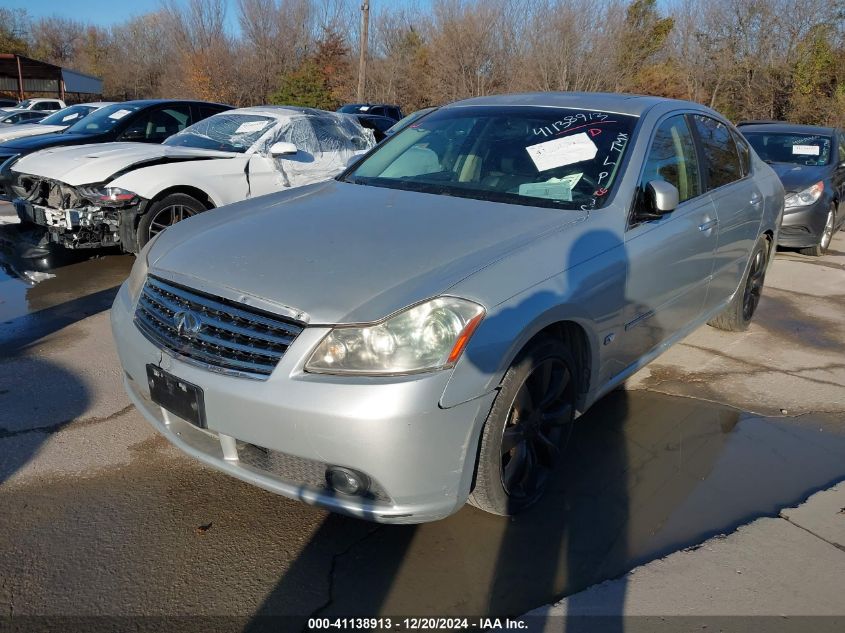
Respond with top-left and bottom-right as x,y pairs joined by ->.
235,120 -> 268,134
526,132 -> 598,172
793,144 -> 820,155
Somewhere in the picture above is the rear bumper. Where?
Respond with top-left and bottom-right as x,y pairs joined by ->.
110,282 -> 495,523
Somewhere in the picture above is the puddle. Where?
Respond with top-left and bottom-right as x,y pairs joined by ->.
314,391 -> 845,617
0,224 -> 133,352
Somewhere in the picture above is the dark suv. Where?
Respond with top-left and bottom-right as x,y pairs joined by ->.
337,103 -> 403,122
0,99 -> 232,201
738,122 -> 845,256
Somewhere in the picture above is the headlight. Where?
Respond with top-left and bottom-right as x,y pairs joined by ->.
784,181 -> 824,209
78,185 -> 138,207
305,297 -> 485,375
126,231 -> 162,303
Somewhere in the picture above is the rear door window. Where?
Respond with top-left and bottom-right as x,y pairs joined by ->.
692,115 -> 742,189
640,114 -> 702,203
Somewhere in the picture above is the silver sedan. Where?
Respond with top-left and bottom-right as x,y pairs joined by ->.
111,93 -> 783,523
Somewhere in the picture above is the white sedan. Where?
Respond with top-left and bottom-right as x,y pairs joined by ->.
11,106 -> 375,252
0,103 -> 115,143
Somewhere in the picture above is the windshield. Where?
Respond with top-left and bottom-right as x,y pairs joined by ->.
386,108 -> 436,136
338,105 -> 367,114
64,103 -> 142,135
39,105 -> 96,126
343,106 -> 638,209
743,132 -> 832,167
16,100 -> 33,109
164,113 -> 276,153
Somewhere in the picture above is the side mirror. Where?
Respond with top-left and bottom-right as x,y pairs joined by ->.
269,141 -> 298,157
648,180 -> 679,212
634,180 -> 679,222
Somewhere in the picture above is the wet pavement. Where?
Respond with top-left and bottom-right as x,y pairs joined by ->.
1,204 -> 844,622
0,220 -> 133,354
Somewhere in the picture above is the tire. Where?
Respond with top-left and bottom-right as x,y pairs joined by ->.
799,205 -> 835,257
468,335 -> 578,516
135,193 -> 206,252
708,234 -> 769,332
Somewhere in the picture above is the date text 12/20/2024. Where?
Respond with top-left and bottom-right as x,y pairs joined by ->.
307,617 -> 528,630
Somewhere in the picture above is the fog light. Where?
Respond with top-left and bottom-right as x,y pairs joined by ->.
326,467 -> 370,496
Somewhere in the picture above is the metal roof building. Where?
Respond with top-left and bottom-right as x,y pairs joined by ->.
0,53 -> 103,101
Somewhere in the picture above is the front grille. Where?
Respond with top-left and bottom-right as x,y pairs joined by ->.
134,275 -> 304,379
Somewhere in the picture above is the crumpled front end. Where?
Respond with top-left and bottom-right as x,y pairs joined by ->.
12,172 -> 143,250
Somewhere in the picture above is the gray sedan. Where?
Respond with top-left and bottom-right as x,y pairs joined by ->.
111,93 -> 784,523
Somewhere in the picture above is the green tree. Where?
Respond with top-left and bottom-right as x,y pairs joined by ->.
616,0 -> 674,92
789,25 -> 837,124
270,60 -> 336,109
270,29 -> 350,109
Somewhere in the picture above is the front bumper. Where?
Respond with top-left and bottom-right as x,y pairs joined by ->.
111,282 -> 495,524
778,198 -> 829,248
15,199 -> 123,249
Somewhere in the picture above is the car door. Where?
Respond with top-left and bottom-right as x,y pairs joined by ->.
623,113 -> 718,362
691,115 -> 762,313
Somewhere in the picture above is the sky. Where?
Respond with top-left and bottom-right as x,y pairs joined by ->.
3,0 -> 432,34
5,0 -> 242,31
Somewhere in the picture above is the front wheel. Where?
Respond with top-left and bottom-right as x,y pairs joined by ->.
135,193 -> 206,252
799,205 -> 835,257
468,336 -> 578,516
707,234 -> 769,332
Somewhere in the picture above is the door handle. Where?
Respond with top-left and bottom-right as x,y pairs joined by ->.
699,218 -> 719,232
750,193 -> 762,205
698,218 -> 719,231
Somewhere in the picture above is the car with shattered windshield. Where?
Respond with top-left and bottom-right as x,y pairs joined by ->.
737,121 -> 844,256
0,99 -> 231,202
12,106 -> 372,253
112,93 -> 783,523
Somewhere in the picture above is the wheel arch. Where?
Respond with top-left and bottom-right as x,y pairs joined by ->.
145,185 -> 217,212
446,309 -> 598,412
522,320 -> 593,408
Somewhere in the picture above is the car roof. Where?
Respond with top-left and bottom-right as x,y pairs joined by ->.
344,103 -> 400,108
446,92 -> 707,117
736,121 -> 837,135
354,113 -> 395,121
79,102 -> 117,108
222,105 -> 345,119
111,99 -> 231,108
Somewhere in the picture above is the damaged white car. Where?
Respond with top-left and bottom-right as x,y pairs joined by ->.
11,107 -> 375,253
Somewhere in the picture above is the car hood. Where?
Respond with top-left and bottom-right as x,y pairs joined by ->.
768,162 -> 829,193
0,123 -> 65,143
149,181 -> 582,324
12,142 -> 236,185
0,131 -> 105,154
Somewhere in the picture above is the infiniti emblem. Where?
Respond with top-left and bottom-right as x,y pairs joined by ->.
173,310 -> 203,339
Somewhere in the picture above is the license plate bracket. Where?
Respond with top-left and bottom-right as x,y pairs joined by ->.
146,364 -> 207,428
